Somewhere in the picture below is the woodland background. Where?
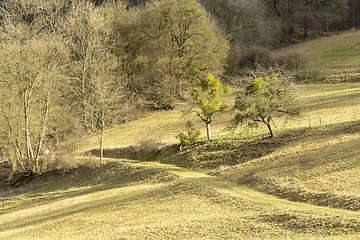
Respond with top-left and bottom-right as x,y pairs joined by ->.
0,0 -> 358,173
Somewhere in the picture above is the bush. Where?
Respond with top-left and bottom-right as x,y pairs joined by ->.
273,50 -> 307,71
177,120 -> 201,149
271,50 -> 308,81
238,46 -> 272,72
227,45 -> 308,81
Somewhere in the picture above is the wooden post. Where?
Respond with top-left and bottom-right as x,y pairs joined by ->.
320,117 -> 322,127
309,116 -> 311,127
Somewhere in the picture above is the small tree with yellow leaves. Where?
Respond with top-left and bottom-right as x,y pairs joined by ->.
190,74 -> 231,142
233,67 -> 301,138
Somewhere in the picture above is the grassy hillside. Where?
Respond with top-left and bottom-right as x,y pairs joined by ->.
2,81 -> 360,239
278,30 -> 360,82
2,155 -> 360,239
2,33 -> 360,239
214,122 -> 360,209
78,81 -> 360,152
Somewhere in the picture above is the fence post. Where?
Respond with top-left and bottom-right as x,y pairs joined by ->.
309,116 -> 311,127
320,117 -> 322,127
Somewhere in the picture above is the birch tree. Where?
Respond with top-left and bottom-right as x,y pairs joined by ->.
62,0 -> 108,129
0,0 -> 67,173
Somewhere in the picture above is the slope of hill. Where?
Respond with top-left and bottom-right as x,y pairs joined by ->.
2,149 -> 360,239
213,121 -> 360,210
280,30 -> 360,82
2,33 -> 360,239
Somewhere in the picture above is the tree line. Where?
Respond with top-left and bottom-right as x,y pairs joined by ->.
0,0 -> 351,174
118,0 -> 355,45
0,0 -> 228,173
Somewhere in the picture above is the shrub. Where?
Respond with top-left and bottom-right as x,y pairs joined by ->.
176,120 -> 201,149
238,46 -> 272,72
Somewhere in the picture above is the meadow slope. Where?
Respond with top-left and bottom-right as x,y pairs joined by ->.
277,30 -> 360,82
2,32 -> 360,239
1,81 -> 360,239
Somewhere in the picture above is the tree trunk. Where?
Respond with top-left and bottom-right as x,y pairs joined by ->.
206,122 -> 211,142
266,122 -> 274,138
304,0 -> 309,38
100,127 -> 104,165
288,0 -> 294,35
24,90 -> 34,171
353,0 -> 357,29
1,103 -> 24,170
34,85 -> 51,173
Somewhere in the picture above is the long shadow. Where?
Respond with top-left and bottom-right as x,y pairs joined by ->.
3,121 -> 360,230
0,161 -> 179,216
233,126 -> 360,211
1,181 -> 177,232
1,166 -> 242,232
89,121 -> 360,170
303,91 -> 360,113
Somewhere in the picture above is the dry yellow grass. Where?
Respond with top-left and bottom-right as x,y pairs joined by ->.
2,158 -> 360,239
3,81 -> 360,239
3,79 -> 360,238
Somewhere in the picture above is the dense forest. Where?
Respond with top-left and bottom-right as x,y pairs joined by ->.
0,0 -> 357,173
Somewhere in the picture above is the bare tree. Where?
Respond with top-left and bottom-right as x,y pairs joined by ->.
86,74 -> 127,165
63,1 -> 128,165
0,1 -> 67,173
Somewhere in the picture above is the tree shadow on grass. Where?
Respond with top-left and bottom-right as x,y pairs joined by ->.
0,161 -> 179,216
89,121 -> 360,170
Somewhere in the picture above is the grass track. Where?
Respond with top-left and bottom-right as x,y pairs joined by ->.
1,156 -> 360,239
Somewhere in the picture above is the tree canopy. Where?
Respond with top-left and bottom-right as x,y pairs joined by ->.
0,0 -> 230,173
233,68 -> 301,138
190,74 -> 231,142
